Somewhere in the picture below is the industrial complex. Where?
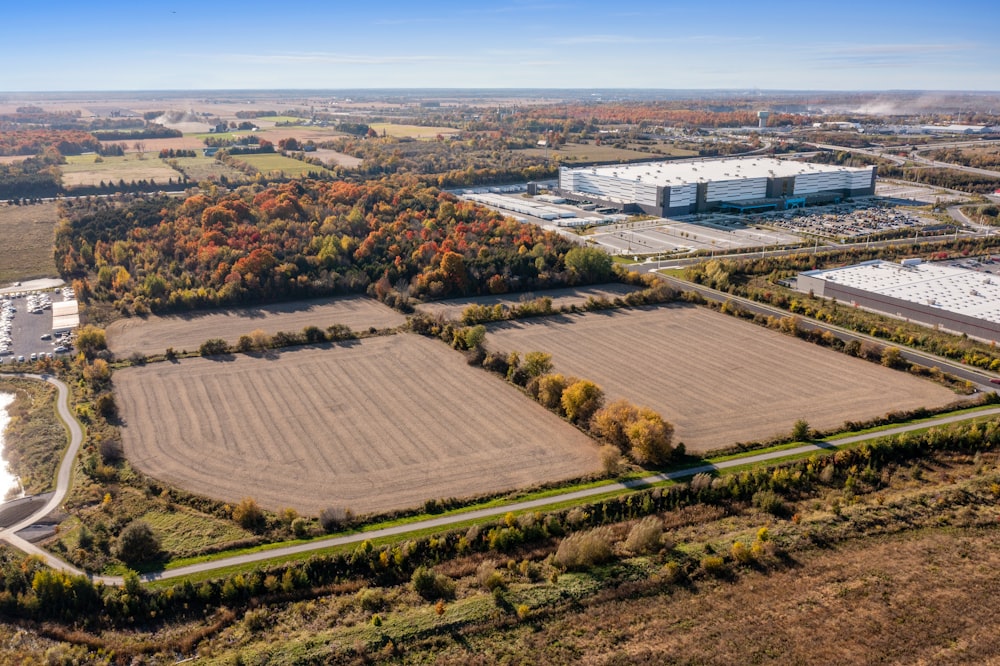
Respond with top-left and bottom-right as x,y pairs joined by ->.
797,259 -> 1000,343
557,157 -> 877,217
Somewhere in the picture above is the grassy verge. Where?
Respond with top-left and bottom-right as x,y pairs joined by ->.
141,405 -> 998,582
0,376 -> 66,495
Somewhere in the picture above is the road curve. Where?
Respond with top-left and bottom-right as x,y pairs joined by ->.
0,374 -> 87,575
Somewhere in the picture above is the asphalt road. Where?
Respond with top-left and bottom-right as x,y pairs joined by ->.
0,374 -> 86,573
2,342 -> 998,586
652,273 -> 1000,389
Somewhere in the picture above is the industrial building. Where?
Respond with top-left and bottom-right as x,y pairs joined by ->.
797,259 -> 1000,343
557,157 -> 877,217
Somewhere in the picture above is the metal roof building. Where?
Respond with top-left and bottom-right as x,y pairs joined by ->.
798,260 -> 1000,343
558,157 -> 876,217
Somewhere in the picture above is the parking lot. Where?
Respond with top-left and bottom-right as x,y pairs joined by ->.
756,201 -> 937,240
0,288 -> 75,366
589,216 -> 803,256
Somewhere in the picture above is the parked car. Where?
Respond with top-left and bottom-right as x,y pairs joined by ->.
40,333 -> 51,340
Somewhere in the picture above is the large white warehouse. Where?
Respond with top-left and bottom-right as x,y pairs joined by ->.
558,157 -> 876,217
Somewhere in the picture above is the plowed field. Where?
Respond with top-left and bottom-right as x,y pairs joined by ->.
114,334 -> 600,515
106,296 -> 406,357
415,284 -> 641,321
485,305 -> 958,452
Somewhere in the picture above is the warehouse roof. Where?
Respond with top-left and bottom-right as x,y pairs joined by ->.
803,260 -> 1000,324
565,157 -> 872,187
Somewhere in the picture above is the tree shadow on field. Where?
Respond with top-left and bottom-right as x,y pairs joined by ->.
203,352 -> 237,362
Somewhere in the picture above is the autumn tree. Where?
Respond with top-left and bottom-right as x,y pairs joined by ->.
232,497 -> 265,531
75,325 -> 107,358
534,373 -> 569,411
561,380 -> 604,425
592,399 -> 674,465
522,351 -> 553,378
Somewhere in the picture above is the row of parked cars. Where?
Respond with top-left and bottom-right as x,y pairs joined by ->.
0,286 -> 76,364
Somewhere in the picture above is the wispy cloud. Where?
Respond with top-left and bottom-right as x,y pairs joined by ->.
810,42 -> 975,68
549,34 -> 664,46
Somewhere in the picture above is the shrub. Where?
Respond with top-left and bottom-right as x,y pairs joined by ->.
320,506 -> 354,532
752,490 -> 788,517
624,515 -> 664,554
411,566 -> 456,601
356,587 -> 386,612
232,497 -> 265,531
199,338 -> 229,356
599,444 -> 624,477
476,559 -> 506,591
791,418 -> 811,441
113,520 -> 161,565
554,527 -> 615,571
701,555 -> 726,576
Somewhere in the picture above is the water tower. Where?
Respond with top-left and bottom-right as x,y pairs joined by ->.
757,111 -> 770,129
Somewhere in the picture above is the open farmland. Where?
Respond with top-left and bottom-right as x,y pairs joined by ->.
415,284 -> 642,321
485,305 -> 958,452
106,295 -> 406,357
0,202 -> 59,283
60,154 -> 181,188
229,153 -> 334,178
167,156 -> 253,184
367,123 -> 461,139
114,334 -> 600,515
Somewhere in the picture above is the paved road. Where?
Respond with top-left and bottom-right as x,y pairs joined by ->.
0,374 -> 87,575
132,405 -> 1000,584
653,274 -> 1000,388
3,367 -> 999,587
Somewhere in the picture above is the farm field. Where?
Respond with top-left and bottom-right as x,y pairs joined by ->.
167,156 -> 253,184
485,305 -> 959,452
0,202 -> 59,283
415,283 -> 643,321
60,154 -> 181,188
105,295 -> 406,357
367,123 -> 460,139
98,136 -> 208,153
311,148 -> 362,168
229,153 -> 334,178
114,334 -> 600,515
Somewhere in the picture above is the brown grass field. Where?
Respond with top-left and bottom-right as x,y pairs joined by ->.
60,154 -> 181,188
114,334 -> 600,515
0,202 -> 59,283
105,295 -> 406,357
485,305 -> 958,452
415,284 -> 642,321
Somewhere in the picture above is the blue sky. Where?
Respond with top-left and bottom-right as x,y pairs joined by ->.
2,0 -> 998,91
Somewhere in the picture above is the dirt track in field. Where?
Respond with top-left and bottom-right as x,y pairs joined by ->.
415,284 -> 642,321
485,305 -> 959,452
114,334 -> 600,515
106,296 -> 407,357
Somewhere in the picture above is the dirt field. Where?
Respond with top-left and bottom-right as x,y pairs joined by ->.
485,305 -> 959,452
114,334 -> 600,514
415,284 -> 642,321
60,154 -> 181,188
311,148 -> 362,168
0,202 -> 59,283
105,295 -> 406,357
